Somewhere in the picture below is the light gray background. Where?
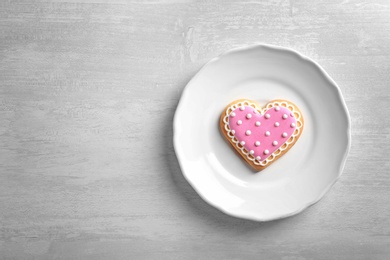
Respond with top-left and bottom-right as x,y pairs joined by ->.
1,0 -> 389,259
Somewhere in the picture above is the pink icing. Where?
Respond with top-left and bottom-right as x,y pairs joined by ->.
228,105 -> 297,162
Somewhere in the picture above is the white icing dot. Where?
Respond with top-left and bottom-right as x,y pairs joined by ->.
256,156 -> 261,161
239,106 -> 245,111
282,114 -> 288,119
282,132 -> 288,138
231,130 -> 235,134
255,141 -> 260,147
230,112 -> 236,117
240,141 -> 245,145
291,122 -> 296,128
275,106 -> 280,111
246,113 -> 252,119
265,131 -> 270,136
290,113 -> 294,117
274,122 -> 280,127
237,120 -> 242,125
265,114 -> 271,119
250,150 -> 254,155
255,121 -> 261,126
246,130 -> 251,136
273,141 -> 278,146
263,149 -> 269,155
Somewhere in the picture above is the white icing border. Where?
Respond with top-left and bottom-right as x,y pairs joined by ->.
222,100 -> 303,167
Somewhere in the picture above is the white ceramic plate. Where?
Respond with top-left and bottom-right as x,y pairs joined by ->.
173,44 -> 351,221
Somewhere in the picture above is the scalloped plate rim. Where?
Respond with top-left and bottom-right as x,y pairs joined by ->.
173,43 -> 351,222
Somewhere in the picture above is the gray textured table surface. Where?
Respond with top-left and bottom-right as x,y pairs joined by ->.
1,0 -> 390,259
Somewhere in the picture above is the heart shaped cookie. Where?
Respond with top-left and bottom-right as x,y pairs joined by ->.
220,99 -> 304,171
